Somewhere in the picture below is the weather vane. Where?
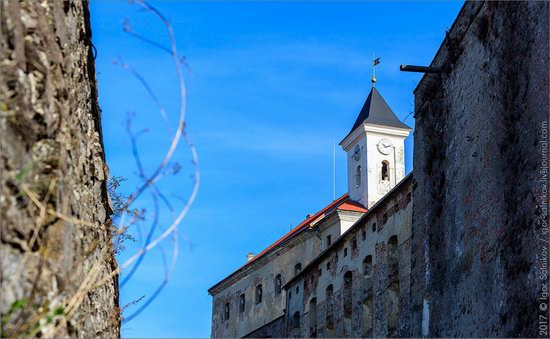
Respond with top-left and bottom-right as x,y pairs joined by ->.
372,54 -> 380,87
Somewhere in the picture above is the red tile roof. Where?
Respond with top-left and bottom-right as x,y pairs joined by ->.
338,200 -> 368,213
208,194 -> 366,294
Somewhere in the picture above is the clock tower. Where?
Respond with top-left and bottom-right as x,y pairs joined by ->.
339,87 -> 412,208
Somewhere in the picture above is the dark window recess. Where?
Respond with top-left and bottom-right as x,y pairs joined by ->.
255,284 -> 263,304
326,262 -> 331,270
309,298 -> 318,337
224,302 -> 230,320
381,161 -> 389,181
325,285 -> 334,330
352,238 -> 357,250
239,294 -> 245,313
326,235 -> 332,247
319,268 -> 322,276
293,312 -> 301,329
344,248 -> 348,257
296,286 -> 299,294
363,255 -> 373,277
343,272 -> 353,318
372,223 -> 377,233
362,230 -> 366,241
275,274 -> 282,294
383,213 -> 388,224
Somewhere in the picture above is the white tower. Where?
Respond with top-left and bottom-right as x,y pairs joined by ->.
339,87 -> 411,208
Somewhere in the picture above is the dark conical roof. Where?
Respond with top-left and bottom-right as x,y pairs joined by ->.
348,87 -> 411,134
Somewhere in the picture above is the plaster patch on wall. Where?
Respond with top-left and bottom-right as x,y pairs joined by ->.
422,298 -> 430,337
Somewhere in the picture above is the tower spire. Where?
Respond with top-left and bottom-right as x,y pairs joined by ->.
372,54 -> 380,87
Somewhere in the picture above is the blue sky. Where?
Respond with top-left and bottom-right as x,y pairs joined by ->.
90,1 -> 462,337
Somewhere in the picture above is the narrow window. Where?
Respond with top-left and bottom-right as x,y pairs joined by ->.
255,284 -> 263,304
239,294 -> 245,313
344,247 -> 348,257
275,274 -> 282,294
224,302 -> 230,321
363,255 -> 373,277
362,230 -> 366,241
388,235 -> 398,262
295,263 -> 302,274
388,236 -> 399,275
296,285 -> 299,294
326,235 -> 332,247
318,268 -> 322,276
355,165 -> 362,187
325,285 -> 334,331
326,261 -> 331,270
292,311 -> 301,329
372,222 -> 377,233
381,161 -> 389,181
309,298 -> 318,337
343,271 -> 353,319
352,238 -> 357,250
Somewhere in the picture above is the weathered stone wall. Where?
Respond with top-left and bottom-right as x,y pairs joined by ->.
0,1 -> 119,337
209,206 -> 364,338
285,176 -> 413,338
411,1 -> 549,337
243,315 -> 285,338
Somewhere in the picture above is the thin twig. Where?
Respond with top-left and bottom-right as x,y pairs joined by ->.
13,179 -> 57,278
120,191 -> 159,287
118,0 -> 191,229
63,0 -> 200,324
21,185 -> 99,229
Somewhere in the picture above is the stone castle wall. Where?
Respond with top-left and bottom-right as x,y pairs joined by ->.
411,1 -> 549,337
0,1 -> 119,337
284,177 -> 413,338
207,1 -> 549,338
210,207 -> 364,338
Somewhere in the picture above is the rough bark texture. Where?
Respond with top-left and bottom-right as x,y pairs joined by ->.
411,1 -> 549,337
0,1 -> 119,337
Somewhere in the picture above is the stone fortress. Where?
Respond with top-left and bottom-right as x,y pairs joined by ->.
209,73 -> 413,339
208,1 -> 549,338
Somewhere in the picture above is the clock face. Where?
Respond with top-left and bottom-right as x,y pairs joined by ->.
377,139 -> 393,155
353,145 -> 361,161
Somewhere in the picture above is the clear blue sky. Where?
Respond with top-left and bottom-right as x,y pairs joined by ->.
90,1 -> 462,337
